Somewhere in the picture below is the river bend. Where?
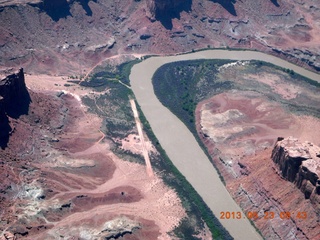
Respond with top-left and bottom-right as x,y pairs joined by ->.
129,50 -> 320,240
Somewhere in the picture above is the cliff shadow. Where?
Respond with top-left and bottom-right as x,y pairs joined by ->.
33,0 -> 99,21
32,0 -> 72,22
210,0 -> 237,16
270,0 -> 280,7
0,114 -> 11,149
0,72 -> 31,120
0,86 -> 30,149
5,92 -> 31,119
78,0 -> 97,16
156,0 -> 192,30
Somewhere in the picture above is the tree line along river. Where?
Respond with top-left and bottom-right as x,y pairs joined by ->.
129,49 -> 320,240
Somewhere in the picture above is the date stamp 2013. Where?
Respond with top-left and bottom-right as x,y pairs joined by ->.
219,211 -> 307,220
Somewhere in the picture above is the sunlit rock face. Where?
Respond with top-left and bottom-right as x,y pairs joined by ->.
272,137 -> 320,209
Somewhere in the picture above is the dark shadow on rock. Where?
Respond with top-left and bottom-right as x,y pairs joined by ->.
0,114 -> 11,150
5,91 -> 31,119
0,68 -> 31,149
270,0 -> 280,7
155,0 -> 192,30
29,0 -> 99,21
77,0 -> 97,16
211,0 -> 237,16
41,0 -> 72,22
4,70 -> 31,119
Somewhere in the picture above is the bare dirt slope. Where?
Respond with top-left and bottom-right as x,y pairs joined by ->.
0,74 -> 186,239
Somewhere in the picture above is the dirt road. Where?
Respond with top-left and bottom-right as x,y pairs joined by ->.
130,99 -> 154,178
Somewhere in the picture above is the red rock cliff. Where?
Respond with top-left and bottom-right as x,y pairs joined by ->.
272,137 -> 320,212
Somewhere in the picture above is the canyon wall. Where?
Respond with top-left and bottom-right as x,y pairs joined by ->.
272,137 -> 320,212
1,0 -> 320,74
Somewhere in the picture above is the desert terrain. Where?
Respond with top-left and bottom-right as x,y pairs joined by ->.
0,0 -> 320,75
1,0 -> 320,239
195,64 -> 320,239
197,91 -> 320,239
149,53 -> 320,239
0,68 -> 191,239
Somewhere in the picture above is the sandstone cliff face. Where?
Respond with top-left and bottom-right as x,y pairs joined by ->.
1,0 -> 320,74
272,137 -> 320,210
0,68 -> 30,148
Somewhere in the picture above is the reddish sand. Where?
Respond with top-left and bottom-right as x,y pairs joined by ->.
196,90 -> 320,239
0,75 -> 186,239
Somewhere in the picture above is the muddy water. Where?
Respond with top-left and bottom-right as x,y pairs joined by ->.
129,50 -> 320,240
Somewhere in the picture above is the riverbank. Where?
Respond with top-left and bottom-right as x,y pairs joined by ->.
129,49 -> 320,239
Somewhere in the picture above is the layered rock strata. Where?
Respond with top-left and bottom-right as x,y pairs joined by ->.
1,0 -> 320,74
272,137 -> 320,211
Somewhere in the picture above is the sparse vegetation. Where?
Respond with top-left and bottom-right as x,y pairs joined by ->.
136,102 -> 232,240
153,59 -> 320,132
80,59 -> 233,239
152,59 -> 234,135
80,57 -> 319,239
152,58 -> 320,192
81,59 -> 141,91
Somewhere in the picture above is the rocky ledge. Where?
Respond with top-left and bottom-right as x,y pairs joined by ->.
100,217 -> 141,239
272,137 -> 320,211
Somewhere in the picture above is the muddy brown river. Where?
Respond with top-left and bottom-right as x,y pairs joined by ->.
129,50 -> 320,240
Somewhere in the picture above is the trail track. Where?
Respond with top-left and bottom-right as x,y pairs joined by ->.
130,99 -> 154,178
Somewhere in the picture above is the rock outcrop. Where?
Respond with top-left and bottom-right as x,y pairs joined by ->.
272,137 -> 320,211
0,68 -> 30,148
272,48 -> 320,72
99,217 -> 141,239
1,0 -> 320,73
